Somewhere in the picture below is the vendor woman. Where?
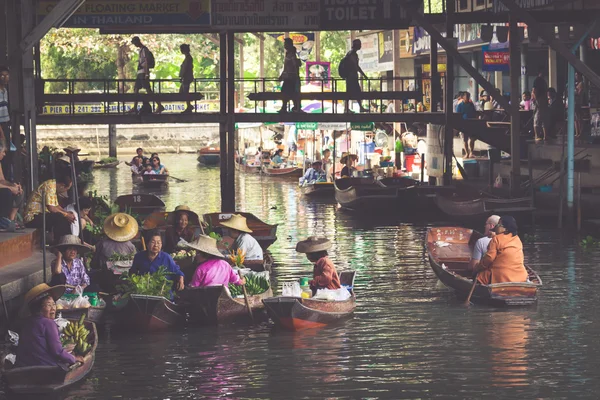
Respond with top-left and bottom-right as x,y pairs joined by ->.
184,235 -> 246,288
340,153 -> 358,178
164,205 -> 200,254
15,284 -> 84,367
50,234 -> 92,292
296,236 -> 341,293
130,229 -> 185,291
219,214 -> 264,268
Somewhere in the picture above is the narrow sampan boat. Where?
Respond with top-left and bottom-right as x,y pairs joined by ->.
58,305 -> 106,325
261,165 -> 303,177
197,147 -> 220,165
114,194 -> 166,217
2,320 -> 98,394
180,285 -> 273,325
301,182 -> 335,197
235,158 -> 261,174
426,227 -> 542,306
93,160 -> 120,169
140,173 -> 169,188
203,212 -> 278,250
118,294 -> 185,332
334,177 -> 411,211
434,195 -> 535,221
262,271 -> 356,331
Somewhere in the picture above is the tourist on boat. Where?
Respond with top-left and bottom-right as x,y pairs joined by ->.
474,216 -> 528,285
164,205 -> 200,253
300,161 -> 326,185
130,229 -> 185,291
24,174 -> 76,240
49,234 -> 93,292
271,149 -> 285,167
322,149 -> 332,181
150,156 -> 168,174
15,284 -> 83,368
130,156 -> 143,175
296,236 -> 341,294
183,235 -> 246,288
220,214 -> 263,267
340,153 -> 358,178
469,215 -> 500,272
130,147 -> 148,165
143,164 -> 156,175
0,140 -> 24,231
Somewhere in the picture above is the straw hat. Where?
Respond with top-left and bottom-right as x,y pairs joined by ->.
52,234 -> 92,255
340,153 -> 358,164
57,155 -> 71,164
484,101 -> 495,111
104,213 -> 139,242
180,235 -> 224,259
63,146 -> 81,153
296,236 -> 332,253
167,205 -> 200,226
219,214 -> 253,233
24,283 -> 65,306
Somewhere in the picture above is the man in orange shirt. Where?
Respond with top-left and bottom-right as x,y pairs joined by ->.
296,236 -> 341,294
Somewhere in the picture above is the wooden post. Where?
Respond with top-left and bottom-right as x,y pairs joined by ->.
219,32 -> 228,211
509,15 -> 521,196
430,38 -> 439,112
259,34 -> 265,80
21,0 -> 38,190
239,35 -> 244,109
0,0 -> 6,66
315,31 -> 320,62
108,124 -> 117,158
443,1 -> 455,186
226,31 -> 236,212
6,0 -> 22,186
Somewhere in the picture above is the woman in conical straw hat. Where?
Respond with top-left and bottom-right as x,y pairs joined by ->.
296,236 -> 340,294
339,153 -> 358,178
15,284 -> 84,367
181,235 -> 246,288
49,234 -> 93,293
164,205 -> 200,254
219,214 -> 264,267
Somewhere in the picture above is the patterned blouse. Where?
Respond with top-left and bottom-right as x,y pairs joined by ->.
24,180 -> 59,223
51,257 -> 90,291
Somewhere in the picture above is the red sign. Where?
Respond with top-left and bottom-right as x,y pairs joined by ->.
482,47 -> 510,72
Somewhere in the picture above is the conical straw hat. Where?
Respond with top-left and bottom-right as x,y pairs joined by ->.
179,235 -> 224,259
167,205 -> 200,226
219,214 -> 252,233
52,234 -> 92,255
104,213 -> 139,242
24,283 -> 65,306
296,236 -> 332,253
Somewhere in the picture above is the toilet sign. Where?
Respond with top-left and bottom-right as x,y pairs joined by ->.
321,0 -> 410,30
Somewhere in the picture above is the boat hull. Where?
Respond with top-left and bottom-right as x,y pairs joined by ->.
301,182 -> 335,197
114,194 -> 166,217
119,295 -> 185,332
434,195 -> 535,221
198,147 -> 220,165
141,174 -> 169,188
262,166 -> 303,177
93,161 -> 119,169
235,160 -> 261,174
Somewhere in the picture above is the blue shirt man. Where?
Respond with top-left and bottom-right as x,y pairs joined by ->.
300,161 -> 325,185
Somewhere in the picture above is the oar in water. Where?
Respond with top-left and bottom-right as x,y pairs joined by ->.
168,175 -> 188,183
464,271 -> 480,306
241,279 -> 255,324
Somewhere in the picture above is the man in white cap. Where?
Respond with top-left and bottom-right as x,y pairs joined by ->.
469,215 -> 500,272
220,214 -> 263,267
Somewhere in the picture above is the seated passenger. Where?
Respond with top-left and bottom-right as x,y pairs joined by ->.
150,156 -> 168,174
475,216 -> 528,285
143,164 -> 156,175
130,156 -> 143,175
15,284 -> 83,367
300,161 -> 325,185
50,234 -> 93,292
185,235 -> 246,288
469,215 -> 500,273
340,153 -> 357,178
271,149 -> 285,167
220,214 -> 263,268
296,236 -> 341,294
164,205 -> 200,254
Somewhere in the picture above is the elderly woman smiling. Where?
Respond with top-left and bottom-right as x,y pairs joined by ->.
130,229 -> 185,291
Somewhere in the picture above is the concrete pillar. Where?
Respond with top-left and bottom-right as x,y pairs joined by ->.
21,0 -> 38,189
6,0 -> 22,185
315,31 -> 321,62
548,47 -> 558,89
108,124 -> 117,158
509,16 -> 521,195
580,43 -> 587,89
520,43 -> 528,93
471,51 -> 479,102
444,1 -> 455,186
238,36 -> 244,109
495,71 -> 503,95
430,38 -> 439,112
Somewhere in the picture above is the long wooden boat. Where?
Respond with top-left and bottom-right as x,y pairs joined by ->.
434,195 -> 535,220
197,147 -> 220,165
58,305 -> 106,325
141,173 -> 169,188
261,165 -> 303,177
180,285 -> 273,325
426,227 -> 542,306
2,320 -> 98,394
118,294 -> 185,332
262,271 -> 356,331
203,212 -> 278,249
93,160 -> 120,169
301,182 -> 335,197
114,194 -> 166,217
235,158 -> 261,174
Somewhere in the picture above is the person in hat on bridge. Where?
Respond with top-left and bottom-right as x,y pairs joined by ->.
183,235 -> 246,288
15,284 -> 84,368
50,234 -> 94,293
220,214 -> 263,267
164,205 -> 201,254
296,236 -> 341,295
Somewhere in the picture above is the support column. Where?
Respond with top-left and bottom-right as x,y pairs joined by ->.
259,34 -> 264,80
443,1 -> 455,186
509,15 -> 521,195
471,51 -> 478,102
495,71 -> 503,95
548,47 -> 557,89
520,43 -> 528,93
225,31 -> 236,212
21,0 -> 38,190
108,124 -> 117,158
315,31 -> 321,62
0,0 -> 7,65
7,0 -> 22,185
219,32 -> 228,210
430,38 -> 439,112
238,35 -> 244,109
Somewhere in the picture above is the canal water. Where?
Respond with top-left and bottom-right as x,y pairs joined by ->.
6,153 -> 600,399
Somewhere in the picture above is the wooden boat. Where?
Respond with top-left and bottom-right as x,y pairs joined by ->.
118,294 -> 185,332
76,160 -> 95,173
180,285 -> 273,325
235,158 -> 261,174
93,160 -> 120,169
141,173 -> 169,188
197,147 -> 220,165
114,194 -> 165,217
426,227 -> 542,306
203,212 -> 278,249
2,320 -> 98,394
262,271 -> 356,331
434,195 -> 535,220
58,305 -> 106,325
301,182 -> 335,197
261,165 -> 303,177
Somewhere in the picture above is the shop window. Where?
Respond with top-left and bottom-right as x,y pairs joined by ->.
458,0 -> 470,12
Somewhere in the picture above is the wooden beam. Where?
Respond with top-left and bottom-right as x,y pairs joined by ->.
498,0 -> 600,89
251,33 -> 265,41
204,33 -> 220,46
248,91 -> 421,102
41,93 -> 206,104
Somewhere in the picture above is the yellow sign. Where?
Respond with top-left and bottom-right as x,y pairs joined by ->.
41,101 -> 219,115
422,64 -> 447,73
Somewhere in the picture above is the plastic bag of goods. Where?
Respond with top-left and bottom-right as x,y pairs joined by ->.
54,313 -> 70,333
71,286 -> 91,309
56,296 -> 73,310
313,287 -> 352,301
282,282 -> 302,297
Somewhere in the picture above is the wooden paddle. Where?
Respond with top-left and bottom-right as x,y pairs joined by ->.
169,175 -> 188,183
464,271 -> 479,306
241,282 -> 255,324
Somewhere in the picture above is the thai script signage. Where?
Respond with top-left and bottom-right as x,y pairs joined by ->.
212,0 -> 320,30
482,46 -> 510,72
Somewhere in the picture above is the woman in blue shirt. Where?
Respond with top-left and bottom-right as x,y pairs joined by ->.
271,149 -> 285,167
150,156 -> 168,175
130,230 -> 184,291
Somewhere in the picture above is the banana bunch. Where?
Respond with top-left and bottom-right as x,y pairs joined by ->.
229,275 -> 270,296
62,313 -> 91,356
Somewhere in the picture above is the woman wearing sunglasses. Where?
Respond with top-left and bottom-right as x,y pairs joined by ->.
474,215 -> 528,285
150,156 -> 168,175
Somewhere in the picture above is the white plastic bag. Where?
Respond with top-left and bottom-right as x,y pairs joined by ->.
71,286 -> 91,309
54,313 -> 70,333
56,297 -> 73,310
282,282 -> 301,297
8,330 -> 18,346
313,288 -> 351,301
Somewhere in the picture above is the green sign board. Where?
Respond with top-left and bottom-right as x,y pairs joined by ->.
350,122 -> 374,131
296,122 -> 319,130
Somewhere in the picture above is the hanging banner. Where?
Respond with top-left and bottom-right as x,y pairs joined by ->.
268,32 -> 315,61
351,122 -> 375,131
378,31 -> 393,65
305,61 -> 331,88
212,0 -> 319,30
482,46 -> 510,72
296,122 -> 319,130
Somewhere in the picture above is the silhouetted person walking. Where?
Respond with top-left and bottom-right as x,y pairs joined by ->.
343,39 -> 368,113
278,38 -> 302,113
532,67 -> 548,141
0,65 -> 13,181
179,44 -> 194,114
129,36 -> 164,114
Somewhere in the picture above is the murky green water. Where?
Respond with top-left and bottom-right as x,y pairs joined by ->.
5,153 -> 600,399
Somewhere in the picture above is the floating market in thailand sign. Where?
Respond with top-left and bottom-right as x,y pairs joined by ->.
41,101 -> 219,115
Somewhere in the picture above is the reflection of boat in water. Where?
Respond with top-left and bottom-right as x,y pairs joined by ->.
261,165 -> 303,177
140,174 -> 169,188
203,212 -> 278,250
263,271 -> 356,331
301,182 -> 334,197
426,227 -> 542,306
198,147 -> 220,165
114,194 -> 165,217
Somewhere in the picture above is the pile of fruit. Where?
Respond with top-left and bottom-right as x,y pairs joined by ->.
61,313 -> 92,356
229,274 -> 270,297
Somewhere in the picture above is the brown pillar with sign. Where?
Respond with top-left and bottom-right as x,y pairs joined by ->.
219,32 -> 228,211
509,16 -> 521,195
226,31 -> 236,212
430,39 -> 439,113
443,2 -> 455,186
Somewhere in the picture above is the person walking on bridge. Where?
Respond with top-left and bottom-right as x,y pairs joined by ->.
343,39 -> 368,114
129,36 -> 164,115
179,44 -> 194,114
